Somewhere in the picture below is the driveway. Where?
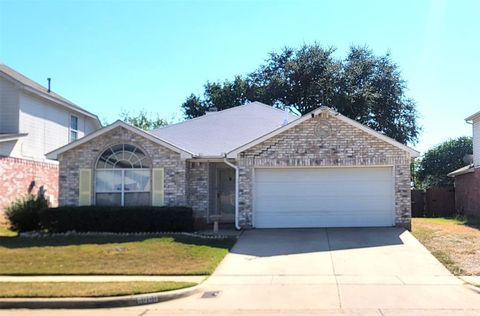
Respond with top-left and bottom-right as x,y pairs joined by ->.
155,228 -> 480,314
4,228 -> 480,316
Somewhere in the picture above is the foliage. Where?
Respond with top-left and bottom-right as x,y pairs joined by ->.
121,109 -> 169,130
5,190 -> 49,232
38,206 -> 194,233
416,136 -> 473,188
181,44 -> 420,144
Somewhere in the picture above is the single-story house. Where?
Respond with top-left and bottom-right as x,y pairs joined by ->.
47,102 -> 419,229
448,110 -> 480,217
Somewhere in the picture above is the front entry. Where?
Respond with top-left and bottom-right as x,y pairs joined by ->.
217,168 -> 235,223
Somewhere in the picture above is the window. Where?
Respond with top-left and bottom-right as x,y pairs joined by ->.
95,144 -> 151,206
70,115 -> 79,142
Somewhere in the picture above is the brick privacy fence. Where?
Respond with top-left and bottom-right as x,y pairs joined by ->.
0,156 -> 59,212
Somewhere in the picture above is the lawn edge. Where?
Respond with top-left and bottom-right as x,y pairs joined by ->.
0,282 -> 202,309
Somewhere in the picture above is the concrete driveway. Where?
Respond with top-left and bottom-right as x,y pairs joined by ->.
154,228 -> 480,314
4,228 -> 480,316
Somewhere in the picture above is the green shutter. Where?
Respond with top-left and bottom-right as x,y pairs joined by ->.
152,168 -> 165,206
79,169 -> 92,206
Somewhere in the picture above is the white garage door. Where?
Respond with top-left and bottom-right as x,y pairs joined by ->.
254,167 -> 394,228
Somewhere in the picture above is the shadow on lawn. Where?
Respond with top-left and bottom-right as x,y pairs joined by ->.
0,234 -> 236,250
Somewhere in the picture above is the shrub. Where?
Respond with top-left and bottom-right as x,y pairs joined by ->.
5,191 -> 50,232
38,206 -> 194,233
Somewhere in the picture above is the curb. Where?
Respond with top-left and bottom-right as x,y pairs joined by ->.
0,284 -> 202,309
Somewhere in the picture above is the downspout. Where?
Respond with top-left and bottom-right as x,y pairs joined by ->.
223,158 -> 241,230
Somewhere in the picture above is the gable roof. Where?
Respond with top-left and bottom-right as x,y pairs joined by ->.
46,120 -> 193,160
150,102 -> 298,156
0,64 -> 101,127
226,106 -> 420,158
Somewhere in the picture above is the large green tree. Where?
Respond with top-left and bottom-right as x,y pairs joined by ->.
181,44 -> 420,144
416,136 -> 473,188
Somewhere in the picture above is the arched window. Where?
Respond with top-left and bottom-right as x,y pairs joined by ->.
95,144 -> 151,206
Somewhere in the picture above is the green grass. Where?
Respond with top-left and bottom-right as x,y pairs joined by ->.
0,235 -> 236,275
414,216 -> 480,228
0,281 -> 195,298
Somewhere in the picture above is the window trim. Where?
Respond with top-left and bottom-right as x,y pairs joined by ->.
69,115 -> 79,142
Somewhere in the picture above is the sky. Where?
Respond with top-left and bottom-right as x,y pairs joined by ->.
0,0 -> 479,153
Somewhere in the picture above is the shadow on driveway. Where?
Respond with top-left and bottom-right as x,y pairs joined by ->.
230,227 -> 405,257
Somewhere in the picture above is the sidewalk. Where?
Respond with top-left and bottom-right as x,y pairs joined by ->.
0,275 -> 205,283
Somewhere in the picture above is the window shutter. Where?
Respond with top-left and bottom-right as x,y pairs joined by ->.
152,168 -> 165,206
79,169 -> 92,206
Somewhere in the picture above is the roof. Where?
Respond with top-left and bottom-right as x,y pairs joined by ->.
447,164 -> 475,177
465,110 -> 480,122
0,133 -> 28,143
46,121 -> 193,160
150,102 -> 298,156
0,64 -> 101,127
226,106 -> 420,158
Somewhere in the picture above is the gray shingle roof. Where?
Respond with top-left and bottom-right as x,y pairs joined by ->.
150,102 -> 298,156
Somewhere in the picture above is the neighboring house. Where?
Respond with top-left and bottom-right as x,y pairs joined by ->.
48,102 -> 419,229
448,111 -> 480,217
0,64 -> 101,210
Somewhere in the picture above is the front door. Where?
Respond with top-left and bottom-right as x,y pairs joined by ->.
217,168 -> 235,223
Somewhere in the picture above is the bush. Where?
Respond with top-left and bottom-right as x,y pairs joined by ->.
5,191 -> 49,232
38,206 -> 194,233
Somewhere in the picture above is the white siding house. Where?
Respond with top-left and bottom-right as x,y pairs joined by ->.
0,64 -> 101,161
0,64 -> 101,210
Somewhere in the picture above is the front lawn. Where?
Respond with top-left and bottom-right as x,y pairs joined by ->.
412,217 -> 480,275
0,234 -> 236,275
0,281 -> 195,298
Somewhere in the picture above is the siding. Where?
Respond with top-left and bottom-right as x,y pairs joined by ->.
473,118 -> 480,167
0,77 -> 19,133
17,92 -> 93,160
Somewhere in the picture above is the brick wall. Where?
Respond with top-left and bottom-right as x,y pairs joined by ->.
58,126 -> 187,207
0,156 -> 59,211
237,112 -> 412,229
454,169 -> 480,217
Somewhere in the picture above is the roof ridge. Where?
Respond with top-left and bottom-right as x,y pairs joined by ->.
151,101 -> 289,133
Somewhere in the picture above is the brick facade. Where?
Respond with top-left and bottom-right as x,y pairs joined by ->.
57,114 -> 413,229
58,126 -> 187,208
0,156 -> 59,211
454,169 -> 480,217
237,113 -> 412,229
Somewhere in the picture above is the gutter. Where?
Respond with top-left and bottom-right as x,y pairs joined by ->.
223,158 -> 241,230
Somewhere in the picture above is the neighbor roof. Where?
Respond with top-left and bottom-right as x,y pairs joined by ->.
465,110 -> 480,122
0,64 -> 101,127
447,164 -> 475,177
0,133 -> 28,143
150,102 -> 298,157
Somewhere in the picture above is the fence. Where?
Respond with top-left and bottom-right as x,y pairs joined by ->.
411,187 -> 456,217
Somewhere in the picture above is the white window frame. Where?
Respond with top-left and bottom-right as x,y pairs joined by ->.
69,115 -> 79,142
95,168 -> 151,206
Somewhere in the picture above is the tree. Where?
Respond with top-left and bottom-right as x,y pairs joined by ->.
416,136 -> 473,188
121,110 -> 169,130
181,44 -> 420,144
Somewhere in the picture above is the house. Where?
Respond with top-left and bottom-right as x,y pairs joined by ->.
448,111 -> 480,217
47,102 -> 419,229
0,64 -> 101,210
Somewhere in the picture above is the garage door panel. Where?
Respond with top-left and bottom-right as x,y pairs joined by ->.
254,167 -> 394,228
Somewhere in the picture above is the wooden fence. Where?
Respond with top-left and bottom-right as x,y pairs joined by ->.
411,187 -> 456,217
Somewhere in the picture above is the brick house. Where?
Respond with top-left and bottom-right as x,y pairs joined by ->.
48,102 -> 419,229
0,64 -> 101,211
448,110 -> 480,217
